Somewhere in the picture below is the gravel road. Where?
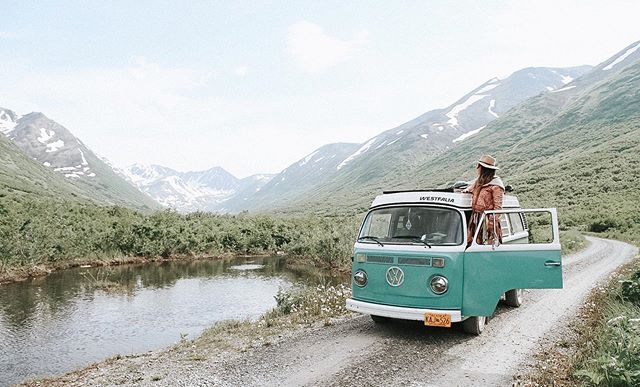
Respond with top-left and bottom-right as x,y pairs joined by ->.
32,237 -> 637,387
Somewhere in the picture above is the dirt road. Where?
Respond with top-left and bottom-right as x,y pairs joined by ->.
38,237 -> 637,386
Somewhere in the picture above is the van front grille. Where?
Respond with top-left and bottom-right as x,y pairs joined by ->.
398,257 -> 432,266
366,255 -> 394,264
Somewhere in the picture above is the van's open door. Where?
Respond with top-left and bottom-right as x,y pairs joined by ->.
462,208 -> 562,317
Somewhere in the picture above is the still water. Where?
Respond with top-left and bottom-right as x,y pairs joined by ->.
0,256 -> 305,386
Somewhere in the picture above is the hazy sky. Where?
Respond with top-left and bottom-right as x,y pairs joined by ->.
1,1 -> 639,178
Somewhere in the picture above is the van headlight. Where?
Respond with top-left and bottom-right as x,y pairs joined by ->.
353,270 -> 368,287
430,275 -> 448,294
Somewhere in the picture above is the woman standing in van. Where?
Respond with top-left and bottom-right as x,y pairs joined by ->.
463,155 -> 505,246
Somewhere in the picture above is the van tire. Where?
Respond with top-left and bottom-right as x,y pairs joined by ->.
462,316 -> 486,335
505,289 -> 523,307
371,315 -> 390,323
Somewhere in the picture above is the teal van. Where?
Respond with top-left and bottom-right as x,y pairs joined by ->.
345,190 -> 562,334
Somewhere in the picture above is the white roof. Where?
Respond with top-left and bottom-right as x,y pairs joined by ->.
370,191 -> 520,209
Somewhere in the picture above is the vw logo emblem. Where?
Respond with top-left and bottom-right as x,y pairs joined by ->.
386,266 -> 405,287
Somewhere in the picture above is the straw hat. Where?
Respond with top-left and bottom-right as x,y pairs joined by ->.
478,154 -> 500,170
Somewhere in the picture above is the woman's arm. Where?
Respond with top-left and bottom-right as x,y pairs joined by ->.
491,186 -> 504,210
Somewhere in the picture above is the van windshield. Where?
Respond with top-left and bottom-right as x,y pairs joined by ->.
359,206 -> 463,246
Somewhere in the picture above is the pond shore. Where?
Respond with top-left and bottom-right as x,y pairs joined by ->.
0,252 -> 275,285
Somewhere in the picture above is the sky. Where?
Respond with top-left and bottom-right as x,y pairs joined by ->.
1,1 -> 639,178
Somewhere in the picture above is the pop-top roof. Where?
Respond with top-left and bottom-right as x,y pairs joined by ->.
370,191 -> 520,209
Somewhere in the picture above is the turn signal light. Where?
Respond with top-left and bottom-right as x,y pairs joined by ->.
354,270 -> 368,287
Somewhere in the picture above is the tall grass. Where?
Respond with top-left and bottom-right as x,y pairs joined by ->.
574,264 -> 640,386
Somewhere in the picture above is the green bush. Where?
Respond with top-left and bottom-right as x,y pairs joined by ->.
0,193 -> 360,273
575,269 -> 640,386
620,272 -> 640,306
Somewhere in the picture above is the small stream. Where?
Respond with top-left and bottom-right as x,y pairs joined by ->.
0,256 -> 319,386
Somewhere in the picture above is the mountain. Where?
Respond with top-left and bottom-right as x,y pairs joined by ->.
122,164 -> 274,212
284,39 -> 640,229
220,143 -> 360,212
0,128 -> 84,201
228,65 -> 592,213
0,109 -> 158,210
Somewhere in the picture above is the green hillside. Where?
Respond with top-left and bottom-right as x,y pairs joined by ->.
1,132 -> 157,211
286,63 -> 640,240
0,134 -> 82,200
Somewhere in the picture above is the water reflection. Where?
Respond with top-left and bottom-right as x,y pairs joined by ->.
0,256 -> 318,386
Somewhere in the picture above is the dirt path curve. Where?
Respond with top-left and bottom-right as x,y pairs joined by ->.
39,237 -> 637,387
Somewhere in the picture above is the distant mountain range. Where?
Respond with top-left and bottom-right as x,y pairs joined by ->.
221,65 -> 593,213
3,39 -> 638,216
268,42 -> 640,213
122,164 -> 273,212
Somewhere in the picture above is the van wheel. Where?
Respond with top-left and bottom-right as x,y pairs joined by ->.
371,315 -> 390,323
462,316 -> 486,335
504,289 -> 524,307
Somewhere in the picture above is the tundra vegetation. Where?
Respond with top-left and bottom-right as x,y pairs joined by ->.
574,262 -> 640,386
0,191 -> 359,282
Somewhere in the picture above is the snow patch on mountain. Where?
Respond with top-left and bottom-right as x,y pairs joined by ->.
603,41 -> 640,71
37,128 -> 55,143
45,140 -> 65,153
337,137 -> 377,170
299,150 -> 319,166
0,110 -> 20,134
488,100 -> 499,118
79,149 -> 89,166
453,125 -> 486,143
551,85 -> 576,93
475,83 -> 500,94
445,94 -> 488,126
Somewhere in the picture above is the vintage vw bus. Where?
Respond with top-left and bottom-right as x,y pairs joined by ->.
345,190 -> 562,334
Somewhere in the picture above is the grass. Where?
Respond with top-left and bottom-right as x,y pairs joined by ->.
560,229 -> 588,256
573,261 -> 640,386
174,283 -> 352,355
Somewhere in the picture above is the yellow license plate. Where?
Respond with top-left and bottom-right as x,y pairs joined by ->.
424,312 -> 451,327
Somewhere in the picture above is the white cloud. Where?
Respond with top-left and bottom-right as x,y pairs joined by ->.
0,31 -> 17,39
2,58 -> 377,178
234,65 -> 249,77
287,21 -> 368,74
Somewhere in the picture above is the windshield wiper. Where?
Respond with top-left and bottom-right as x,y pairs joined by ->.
392,235 -> 432,248
357,236 -> 384,247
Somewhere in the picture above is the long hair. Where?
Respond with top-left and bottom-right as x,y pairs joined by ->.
473,165 -> 496,199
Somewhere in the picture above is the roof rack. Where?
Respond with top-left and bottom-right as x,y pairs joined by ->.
382,188 -> 454,194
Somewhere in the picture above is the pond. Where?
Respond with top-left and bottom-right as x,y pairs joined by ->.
0,256 -> 321,386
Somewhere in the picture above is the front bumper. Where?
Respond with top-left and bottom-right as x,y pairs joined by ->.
346,298 -> 462,322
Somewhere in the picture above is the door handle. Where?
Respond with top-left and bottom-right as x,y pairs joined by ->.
544,261 -> 561,267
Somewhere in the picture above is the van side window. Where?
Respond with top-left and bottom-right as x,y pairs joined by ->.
509,213 -> 524,233
500,215 -> 511,238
